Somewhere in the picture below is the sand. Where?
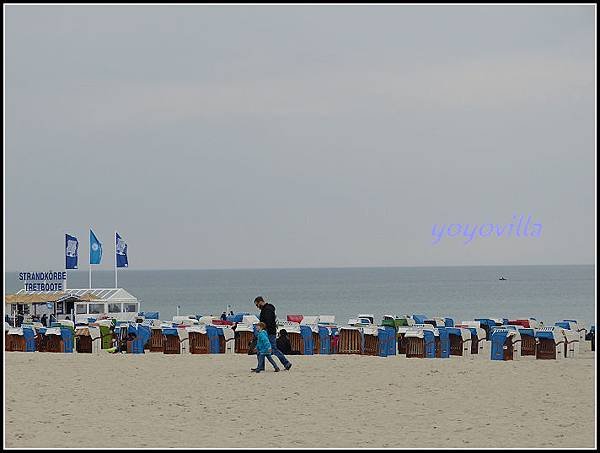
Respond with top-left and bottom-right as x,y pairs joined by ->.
4,346 -> 596,449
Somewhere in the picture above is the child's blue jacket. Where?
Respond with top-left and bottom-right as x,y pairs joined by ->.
256,330 -> 272,354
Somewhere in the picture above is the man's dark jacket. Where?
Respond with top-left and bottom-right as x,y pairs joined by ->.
259,303 -> 278,335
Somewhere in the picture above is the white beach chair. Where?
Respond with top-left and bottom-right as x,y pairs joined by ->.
536,327 -> 566,360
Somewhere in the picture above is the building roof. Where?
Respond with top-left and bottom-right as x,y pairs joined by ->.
5,288 -> 138,304
5,292 -> 100,304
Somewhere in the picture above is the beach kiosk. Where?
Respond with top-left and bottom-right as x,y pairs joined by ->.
5,288 -> 140,324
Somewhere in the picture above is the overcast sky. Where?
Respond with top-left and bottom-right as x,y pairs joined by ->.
4,5 -> 596,271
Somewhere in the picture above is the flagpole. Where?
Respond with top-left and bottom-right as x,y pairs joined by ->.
115,231 -> 118,289
89,227 -> 92,289
64,233 -> 68,292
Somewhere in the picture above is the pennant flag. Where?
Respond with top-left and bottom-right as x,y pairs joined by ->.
90,229 -> 103,264
65,234 -> 78,269
116,232 -> 128,268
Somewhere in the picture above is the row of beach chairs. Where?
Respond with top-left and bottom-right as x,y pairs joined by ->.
4,314 -> 592,361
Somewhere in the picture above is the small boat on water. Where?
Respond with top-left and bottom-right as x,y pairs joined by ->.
499,276 -> 507,281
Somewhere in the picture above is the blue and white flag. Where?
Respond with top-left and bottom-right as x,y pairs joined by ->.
65,234 -> 78,269
90,229 -> 103,265
116,232 -> 128,268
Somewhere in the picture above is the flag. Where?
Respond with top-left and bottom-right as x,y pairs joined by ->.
90,229 -> 102,264
116,232 -> 128,268
65,234 -> 78,269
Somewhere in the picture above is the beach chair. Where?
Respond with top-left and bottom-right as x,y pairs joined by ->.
435,327 -> 450,358
44,327 -> 64,353
187,326 -> 210,354
75,326 -> 102,353
6,328 -> 27,352
412,314 -> 428,325
361,325 -> 380,356
124,323 -> 150,354
358,314 -> 375,325
197,315 -> 218,326
277,321 -> 305,354
404,329 -> 426,358
396,326 -> 411,355
317,325 -> 333,354
234,323 -> 256,354
556,320 -> 587,343
562,328 -> 580,358
535,327 -> 567,360
329,326 -> 340,354
92,320 -> 114,350
225,312 -> 250,323
162,327 -> 181,354
490,328 -> 521,361
172,316 -> 198,326
380,326 -> 396,356
474,319 -> 497,341
446,327 -> 472,357
586,326 -> 595,351
517,328 -> 536,356
149,326 -> 165,352
454,326 -> 482,355
206,325 -> 224,354
404,326 -> 436,358
287,314 -> 304,323
318,315 -> 335,325
300,316 -> 320,354
337,326 -> 363,354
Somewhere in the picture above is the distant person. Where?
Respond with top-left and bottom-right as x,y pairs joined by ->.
247,337 -> 257,355
254,296 -> 292,371
251,322 -> 279,373
220,311 -> 227,321
276,329 -> 301,355
40,314 -> 48,327
16,313 -> 24,328
108,331 -> 137,353
228,310 -> 234,316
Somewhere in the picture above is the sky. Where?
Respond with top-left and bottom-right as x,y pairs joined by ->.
4,5 -> 596,271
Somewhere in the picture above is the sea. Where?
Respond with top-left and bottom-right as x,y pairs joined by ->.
4,265 -> 597,329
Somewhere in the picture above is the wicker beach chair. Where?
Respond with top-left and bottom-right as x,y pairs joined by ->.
535,327 -> 567,360
337,326 -> 362,354
188,327 -> 210,354
149,327 -> 165,352
361,325 -> 379,356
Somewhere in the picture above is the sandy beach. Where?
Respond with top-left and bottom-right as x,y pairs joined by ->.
4,346 -> 596,449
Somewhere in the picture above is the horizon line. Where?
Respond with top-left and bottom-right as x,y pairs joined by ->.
3,263 -> 595,273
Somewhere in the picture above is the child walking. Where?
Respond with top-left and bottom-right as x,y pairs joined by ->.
252,322 -> 280,373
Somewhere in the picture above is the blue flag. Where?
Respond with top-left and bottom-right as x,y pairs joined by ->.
116,232 -> 128,268
90,229 -> 102,264
65,234 -> 78,269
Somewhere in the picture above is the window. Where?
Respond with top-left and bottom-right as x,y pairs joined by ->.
88,304 -> 105,314
124,303 -> 137,313
56,302 -> 64,315
76,304 -> 87,314
108,303 -> 122,313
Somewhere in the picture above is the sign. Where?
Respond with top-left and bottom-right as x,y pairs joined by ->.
19,271 -> 66,291
47,302 -> 54,309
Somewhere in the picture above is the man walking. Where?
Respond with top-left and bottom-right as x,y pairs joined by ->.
254,296 -> 292,371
